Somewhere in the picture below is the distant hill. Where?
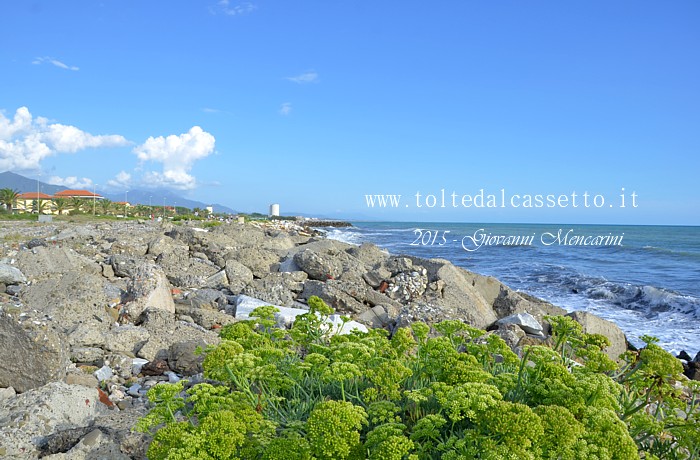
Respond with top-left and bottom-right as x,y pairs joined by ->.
0,171 -> 236,214
0,171 -> 68,196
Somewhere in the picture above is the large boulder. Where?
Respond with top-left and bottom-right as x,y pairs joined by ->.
0,382 -> 111,458
346,243 -> 388,270
136,321 -> 221,361
225,259 -> 254,293
423,263 -> 498,329
241,272 -> 307,307
20,271 -> 114,332
16,245 -> 101,279
122,263 -> 175,319
567,311 -> 628,360
224,247 -> 281,278
0,264 -> 26,285
0,314 -> 68,393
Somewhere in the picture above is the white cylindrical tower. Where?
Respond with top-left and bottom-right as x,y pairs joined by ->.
269,203 -> 280,217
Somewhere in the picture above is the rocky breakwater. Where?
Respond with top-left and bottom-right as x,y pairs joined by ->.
0,218 -> 674,459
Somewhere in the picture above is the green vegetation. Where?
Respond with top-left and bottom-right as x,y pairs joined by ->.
0,188 -> 19,213
137,298 -> 699,459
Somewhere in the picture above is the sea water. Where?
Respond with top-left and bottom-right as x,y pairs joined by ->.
325,222 -> 700,355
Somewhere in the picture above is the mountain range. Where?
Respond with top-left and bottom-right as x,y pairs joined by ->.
0,171 -> 236,214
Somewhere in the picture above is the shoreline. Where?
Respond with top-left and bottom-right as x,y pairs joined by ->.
0,218 -> 698,458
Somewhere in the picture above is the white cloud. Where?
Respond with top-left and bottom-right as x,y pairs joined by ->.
201,107 -> 221,113
106,171 -> 132,189
286,71 -> 319,84
0,107 -> 130,171
32,57 -> 79,71
47,175 -> 94,189
279,102 -> 292,116
216,0 -> 256,16
134,126 -> 215,190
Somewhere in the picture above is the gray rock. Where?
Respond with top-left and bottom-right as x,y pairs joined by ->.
16,245 -> 101,279
174,304 -> 236,330
136,322 -> 221,361
122,263 -> 175,319
65,372 -> 99,388
70,347 -> 105,366
567,311 -> 628,360
363,267 -> 392,288
294,248 -> 344,280
0,264 -> 26,284
187,288 -> 228,310
103,324 -> 150,355
41,428 -> 130,460
20,271 -> 113,332
492,324 -> 527,353
109,254 -> 144,278
347,243 -> 389,269
300,280 -> 369,314
68,321 -> 108,348
241,272 -> 307,307
5,284 -> 21,296
94,365 -> 113,382
422,262 -> 498,329
0,382 -> 110,459
357,305 -> 392,328
225,259 -> 254,294
0,314 -> 68,393
497,312 -> 545,336
225,247 -> 281,278
168,340 -> 207,375
203,269 -> 229,289
384,256 -> 414,276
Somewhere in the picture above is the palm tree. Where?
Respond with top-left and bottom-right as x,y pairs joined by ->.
53,197 -> 68,215
0,188 -> 19,213
32,199 -> 50,214
99,198 -> 112,215
70,197 -> 84,213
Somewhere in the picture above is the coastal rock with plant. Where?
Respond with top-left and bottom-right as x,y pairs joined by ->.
0,219 -> 697,459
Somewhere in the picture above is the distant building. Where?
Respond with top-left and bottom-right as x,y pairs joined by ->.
206,206 -> 213,215
16,192 -> 53,213
53,189 -> 103,199
269,203 -> 280,217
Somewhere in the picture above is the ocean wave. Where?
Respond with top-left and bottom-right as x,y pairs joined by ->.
323,228 -> 365,245
560,273 -> 700,319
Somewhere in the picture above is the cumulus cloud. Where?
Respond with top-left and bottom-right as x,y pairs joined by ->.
106,171 -> 132,189
134,126 -> 215,190
0,107 -> 130,171
216,0 -> 256,16
279,102 -> 292,116
286,71 -> 318,84
32,57 -> 79,71
47,175 -> 94,189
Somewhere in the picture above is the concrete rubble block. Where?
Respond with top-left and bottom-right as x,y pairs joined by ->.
168,339 -> 208,375
241,272 -> 307,308
123,263 -> 175,319
20,271 -> 114,331
362,267 -> 392,288
103,324 -> 150,355
203,269 -> 229,289
136,322 -> 221,362
17,245 -> 101,279
225,259 -> 254,294
346,242 -> 389,270
0,314 -> 68,393
299,280 -> 369,315
224,247 -> 281,279
40,428 -> 130,460
567,311 -> 628,360
0,263 -> 26,285
496,312 -> 545,337
0,382 -> 111,459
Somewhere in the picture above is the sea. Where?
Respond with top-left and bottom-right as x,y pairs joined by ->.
324,222 -> 700,355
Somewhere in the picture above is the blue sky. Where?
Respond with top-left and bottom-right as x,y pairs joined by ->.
1,1 -> 698,224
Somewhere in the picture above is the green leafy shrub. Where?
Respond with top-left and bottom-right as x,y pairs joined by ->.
136,296 -> 700,459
